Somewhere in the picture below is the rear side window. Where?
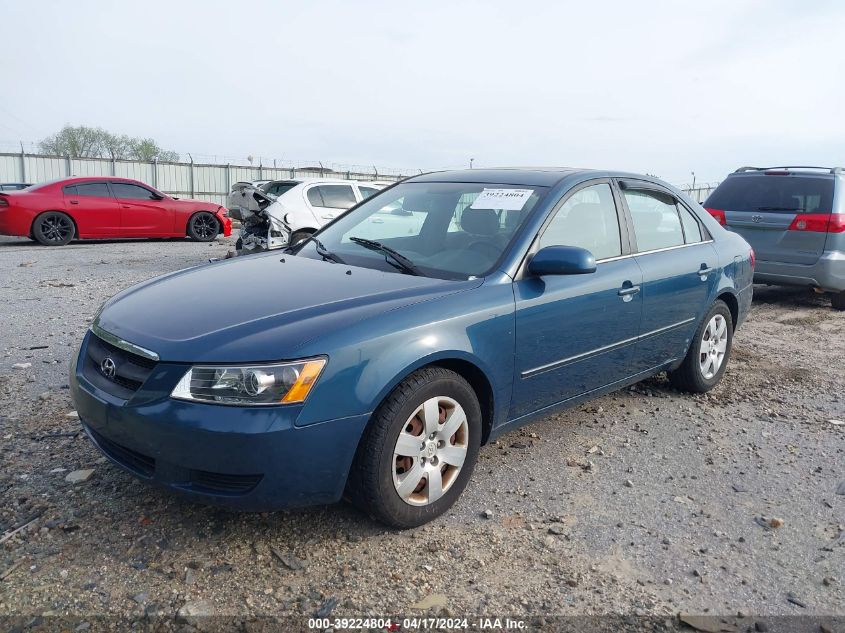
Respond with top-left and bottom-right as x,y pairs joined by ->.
624,189 -> 684,252
111,183 -> 156,199
705,175 -> 834,213
307,185 -> 357,209
539,183 -> 622,260
679,205 -> 703,243
359,186 -> 379,199
62,185 -> 77,196
74,183 -> 113,198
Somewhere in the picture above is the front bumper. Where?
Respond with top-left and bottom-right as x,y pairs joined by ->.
754,250 -> 845,292
69,334 -> 369,511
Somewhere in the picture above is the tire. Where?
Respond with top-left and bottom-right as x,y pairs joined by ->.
32,211 -> 75,246
289,230 -> 313,246
187,212 -> 220,242
668,300 -> 733,393
346,367 -> 482,528
832,291 -> 845,311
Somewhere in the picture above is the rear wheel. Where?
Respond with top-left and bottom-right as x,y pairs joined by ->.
668,300 -> 733,393
832,291 -> 845,311
187,212 -> 219,242
32,212 -> 75,246
346,367 -> 481,528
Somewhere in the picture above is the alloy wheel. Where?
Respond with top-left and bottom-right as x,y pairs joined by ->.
193,214 -> 217,239
699,314 -> 728,379
40,215 -> 72,243
392,396 -> 469,506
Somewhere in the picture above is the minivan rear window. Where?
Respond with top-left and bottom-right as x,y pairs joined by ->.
705,175 -> 834,214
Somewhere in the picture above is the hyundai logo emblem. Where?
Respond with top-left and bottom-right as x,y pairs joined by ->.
751,215 -> 763,223
100,357 -> 117,379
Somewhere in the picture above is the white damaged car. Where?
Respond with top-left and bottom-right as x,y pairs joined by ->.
228,179 -> 388,254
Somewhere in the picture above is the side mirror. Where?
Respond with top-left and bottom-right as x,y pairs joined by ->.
527,245 -> 596,276
150,192 -> 165,200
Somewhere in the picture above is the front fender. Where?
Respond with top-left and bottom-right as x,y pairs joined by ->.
294,281 -> 516,430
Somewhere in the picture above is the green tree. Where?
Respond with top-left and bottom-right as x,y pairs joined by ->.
38,125 -> 179,162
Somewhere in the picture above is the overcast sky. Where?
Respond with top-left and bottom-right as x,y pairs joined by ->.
2,0 -> 844,185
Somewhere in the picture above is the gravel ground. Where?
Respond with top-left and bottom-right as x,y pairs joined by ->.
0,235 -> 843,632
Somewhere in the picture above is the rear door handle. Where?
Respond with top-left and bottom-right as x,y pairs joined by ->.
69,200 -> 79,205
699,264 -> 715,279
121,204 -> 131,209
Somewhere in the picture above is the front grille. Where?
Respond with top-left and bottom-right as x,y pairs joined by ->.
88,427 -> 155,477
82,333 -> 157,399
190,470 -> 263,495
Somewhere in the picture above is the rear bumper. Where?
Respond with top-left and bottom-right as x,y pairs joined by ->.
754,250 -> 845,292
0,208 -> 34,237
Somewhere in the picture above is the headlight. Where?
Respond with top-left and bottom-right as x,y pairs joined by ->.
170,358 -> 326,406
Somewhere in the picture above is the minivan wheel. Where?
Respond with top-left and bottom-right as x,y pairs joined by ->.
832,291 -> 845,311
187,212 -> 219,242
668,300 -> 733,393
32,211 -> 75,246
346,367 -> 482,528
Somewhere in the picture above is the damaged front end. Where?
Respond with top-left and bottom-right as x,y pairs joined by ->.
228,186 -> 291,255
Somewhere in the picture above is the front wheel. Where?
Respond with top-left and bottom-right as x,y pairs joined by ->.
346,367 -> 482,528
668,300 -> 733,393
32,212 -> 75,246
187,212 -> 220,242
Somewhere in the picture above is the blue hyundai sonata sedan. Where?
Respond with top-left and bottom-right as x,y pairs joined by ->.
70,168 -> 754,527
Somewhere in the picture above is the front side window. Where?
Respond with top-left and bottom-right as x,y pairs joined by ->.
74,182 -> 113,198
307,185 -> 357,209
539,183 -> 621,260
295,182 -> 546,279
624,189 -> 684,252
111,183 -> 156,200
263,182 -> 298,197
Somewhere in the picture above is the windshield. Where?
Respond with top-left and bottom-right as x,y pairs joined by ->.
293,182 -> 546,279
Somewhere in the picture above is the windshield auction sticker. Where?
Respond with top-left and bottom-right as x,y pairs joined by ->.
470,188 -> 534,211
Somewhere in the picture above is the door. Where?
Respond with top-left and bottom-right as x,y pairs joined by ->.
705,173 -> 834,265
62,182 -> 120,235
511,181 -> 642,418
620,182 -> 718,372
109,182 -> 173,236
305,184 -> 357,225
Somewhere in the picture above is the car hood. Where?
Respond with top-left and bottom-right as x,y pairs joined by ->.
96,253 -> 480,363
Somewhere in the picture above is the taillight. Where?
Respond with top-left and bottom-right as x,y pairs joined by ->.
827,214 -> 845,233
787,213 -> 845,233
705,208 -> 726,226
749,248 -> 755,269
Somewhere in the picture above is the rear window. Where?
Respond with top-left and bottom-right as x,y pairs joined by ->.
706,175 -> 834,214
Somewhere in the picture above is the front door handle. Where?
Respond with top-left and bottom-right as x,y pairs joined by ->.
69,200 -> 79,205
618,284 -> 641,301
121,204 -> 131,209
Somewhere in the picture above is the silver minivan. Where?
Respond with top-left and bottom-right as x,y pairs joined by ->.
705,166 -> 845,309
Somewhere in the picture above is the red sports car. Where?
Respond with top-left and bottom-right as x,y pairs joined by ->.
0,176 -> 232,246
